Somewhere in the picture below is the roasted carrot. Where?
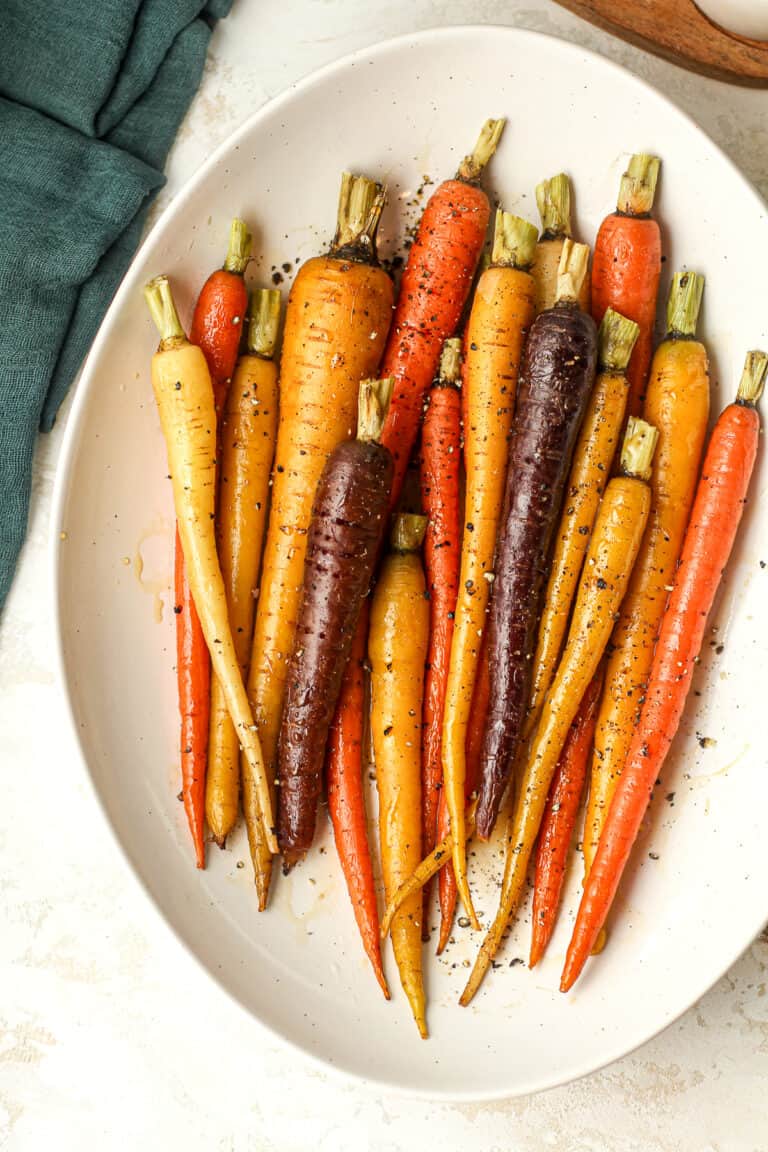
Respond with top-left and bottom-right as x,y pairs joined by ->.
420,338 -> 462,935
327,599 -> 389,998
476,240 -> 596,843
562,354 -> 766,991
527,308 -> 639,730
436,642 -> 489,953
529,672 -> 602,969
591,154 -> 662,417
277,378 -> 394,866
190,217 -> 252,409
370,514 -> 429,1037
531,173 -> 589,314
173,539 -> 209,868
584,272 -> 709,886
381,119 -> 505,509
381,800 -> 478,941
245,173 -> 393,906
462,418 -> 657,1004
205,291 -> 280,848
144,277 -> 276,852
442,210 -> 538,928
175,218 -> 251,868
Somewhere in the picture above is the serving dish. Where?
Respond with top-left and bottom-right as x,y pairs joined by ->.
52,25 -> 768,1098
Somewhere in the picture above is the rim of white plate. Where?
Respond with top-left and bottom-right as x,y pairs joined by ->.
49,24 -> 768,1101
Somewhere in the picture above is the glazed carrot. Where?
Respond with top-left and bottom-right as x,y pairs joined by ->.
245,173 -> 393,907
327,600 -> 389,998
206,291 -> 280,848
190,217 -> 252,410
529,672 -> 602,969
584,274 -> 709,883
591,154 -> 662,417
175,218 -> 251,868
476,240 -> 596,843
173,539 -> 209,868
531,174 -> 589,314
526,308 -> 639,730
420,338 -> 462,935
462,418 -> 657,1004
370,515 -> 429,1037
277,378 -> 394,866
442,210 -> 538,929
436,643 -> 489,954
144,277 -> 276,852
381,119 -> 505,509
562,354 -> 767,990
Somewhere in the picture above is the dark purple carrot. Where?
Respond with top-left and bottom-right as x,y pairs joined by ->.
475,240 -> 597,840
277,378 -> 394,867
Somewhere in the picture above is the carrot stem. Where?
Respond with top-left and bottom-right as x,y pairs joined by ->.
357,377 -> 394,442
457,118 -> 506,183
617,153 -> 660,216
331,172 -> 386,261
248,288 -> 281,358
619,415 -> 658,480
555,240 -> 590,304
491,210 -> 539,269
222,217 -> 253,275
144,276 -> 185,348
666,271 -> 705,338
536,173 -> 572,240
598,307 -> 640,373
738,350 -> 768,404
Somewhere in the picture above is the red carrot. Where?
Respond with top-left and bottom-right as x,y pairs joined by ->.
176,218 -> 251,867
529,672 -> 602,969
591,155 -> 661,417
327,600 -> 389,997
561,352 -> 767,991
420,338 -> 462,936
380,118 -> 504,511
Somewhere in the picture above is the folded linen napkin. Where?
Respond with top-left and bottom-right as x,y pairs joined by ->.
0,0 -> 232,611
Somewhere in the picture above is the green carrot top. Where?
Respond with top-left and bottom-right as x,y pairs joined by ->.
737,350 -> 768,406
598,308 -> 640,373
666,271 -> 705,339
491,209 -> 538,270
536,173 -> 572,240
617,153 -> 660,216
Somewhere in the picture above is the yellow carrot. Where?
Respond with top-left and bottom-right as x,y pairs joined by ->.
206,291 -> 280,847
370,515 -> 429,1038
461,417 -> 658,1004
531,174 -> 590,314
584,271 -> 709,884
144,276 -> 276,853
526,308 -> 639,730
442,210 -> 538,931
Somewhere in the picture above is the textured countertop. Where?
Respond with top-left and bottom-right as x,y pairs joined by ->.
3,1 -> 768,1147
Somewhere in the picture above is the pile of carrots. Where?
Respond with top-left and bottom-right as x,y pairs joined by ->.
143,120 -> 765,1036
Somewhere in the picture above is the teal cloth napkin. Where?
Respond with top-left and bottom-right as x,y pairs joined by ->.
0,0 -> 233,612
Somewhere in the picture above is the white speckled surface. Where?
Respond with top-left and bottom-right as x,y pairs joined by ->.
3,1 -> 768,1145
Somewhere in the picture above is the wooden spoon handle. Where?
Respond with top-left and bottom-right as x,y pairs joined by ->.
551,0 -> 768,86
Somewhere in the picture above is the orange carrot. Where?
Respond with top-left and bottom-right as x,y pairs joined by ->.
176,218 -> 251,867
529,672 -> 601,969
420,338 -> 462,936
561,352 -> 767,991
174,536 -> 209,869
380,119 -> 504,509
591,155 -> 661,416
327,600 -> 389,998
